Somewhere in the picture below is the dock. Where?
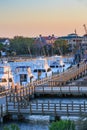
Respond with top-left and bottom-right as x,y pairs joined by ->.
0,61 -> 87,122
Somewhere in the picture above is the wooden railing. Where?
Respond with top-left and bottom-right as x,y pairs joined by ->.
0,104 -> 7,117
7,101 -> 87,116
28,62 -> 87,87
34,85 -> 87,95
5,62 -> 87,115
6,84 -> 87,105
0,89 -> 11,97
7,62 -> 87,97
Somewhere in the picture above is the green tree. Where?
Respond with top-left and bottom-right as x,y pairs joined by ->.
49,120 -> 75,130
54,39 -> 69,55
4,124 -> 20,130
10,36 -> 34,55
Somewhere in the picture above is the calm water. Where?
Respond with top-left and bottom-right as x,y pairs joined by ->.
0,121 -> 49,130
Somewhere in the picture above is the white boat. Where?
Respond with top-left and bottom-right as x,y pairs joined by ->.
32,58 -> 52,80
13,66 -> 36,86
49,55 -> 71,73
0,65 -> 13,91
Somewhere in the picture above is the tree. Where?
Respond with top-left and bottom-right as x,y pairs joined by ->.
10,36 -> 34,55
49,120 -> 75,130
54,39 -> 69,55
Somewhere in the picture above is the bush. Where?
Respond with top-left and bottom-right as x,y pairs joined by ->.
49,120 -> 75,130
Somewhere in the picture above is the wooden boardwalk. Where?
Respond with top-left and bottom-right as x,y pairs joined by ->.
1,62 -> 87,120
7,101 -> 87,117
32,62 -> 87,86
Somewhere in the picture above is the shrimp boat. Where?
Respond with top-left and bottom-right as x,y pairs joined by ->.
32,57 -> 52,80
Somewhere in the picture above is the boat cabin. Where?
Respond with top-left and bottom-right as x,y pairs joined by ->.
0,65 -> 13,91
14,66 -> 35,86
33,58 -> 52,79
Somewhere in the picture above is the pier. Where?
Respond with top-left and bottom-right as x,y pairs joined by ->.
0,61 -> 87,122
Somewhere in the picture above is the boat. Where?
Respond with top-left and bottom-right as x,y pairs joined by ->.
13,65 -> 36,86
0,65 -> 13,91
32,58 -> 52,80
49,55 -> 71,73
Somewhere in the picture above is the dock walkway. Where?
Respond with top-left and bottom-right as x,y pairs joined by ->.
1,62 -> 87,121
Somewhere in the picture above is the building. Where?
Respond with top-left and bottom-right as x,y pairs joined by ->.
59,33 -> 82,53
0,38 -> 10,45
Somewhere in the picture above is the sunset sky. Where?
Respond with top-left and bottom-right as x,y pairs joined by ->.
0,0 -> 87,38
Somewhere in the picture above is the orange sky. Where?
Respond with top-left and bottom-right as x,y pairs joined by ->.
0,0 -> 87,38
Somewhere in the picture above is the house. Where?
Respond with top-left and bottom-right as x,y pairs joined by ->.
34,35 -> 57,47
0,38 -> 10,45
58,33 -> 82,52
81,34 -> 87,51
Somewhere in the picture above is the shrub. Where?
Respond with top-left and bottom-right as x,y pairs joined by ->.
49,120 -> 75,130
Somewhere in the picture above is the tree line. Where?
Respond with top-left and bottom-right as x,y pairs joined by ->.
0,36 -> 70,57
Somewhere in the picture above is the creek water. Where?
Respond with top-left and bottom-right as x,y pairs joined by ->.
0,121 -> 49,130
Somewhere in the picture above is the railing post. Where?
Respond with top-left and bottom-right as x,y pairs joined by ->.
54,104 -> 56,115
79,104 -> 81,116
0,105 -> 3,123
9,93 -> 11,102
59,101 -> 61,110
33,85 -> 35,94
36,100 -> 38,110
23,88 -> 24,97
72,101 -> 73,111
6,94 -> 8,113
48,101 -> 49,110
66,104 -> 68,115
33,85 -> 35,95
42,103 -> 44,114
51,86 -> 53,92
20,90 -> 22,97
0,105 -> 1,117
26,87 -> 27,95
1,105 -> 3,117
30,103 -> 32,114
18,99 -> 20,114
84,101 -> 85,111
78,86 -> 79,93
14,93 -> 16,108
29,87 -> 30,95
60,86 -> 62,94
43,87 -> 44,95
68,85 -> 70,93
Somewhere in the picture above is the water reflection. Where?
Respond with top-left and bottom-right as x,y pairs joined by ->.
0,121 -> 49,130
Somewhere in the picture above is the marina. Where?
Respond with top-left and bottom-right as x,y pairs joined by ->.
1,0 -> 87,129
0,59 -> 87,123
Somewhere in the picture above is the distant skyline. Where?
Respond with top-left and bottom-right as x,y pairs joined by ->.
0,0 -> 87,38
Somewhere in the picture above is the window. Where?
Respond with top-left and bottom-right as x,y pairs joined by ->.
34,69 -> 38,72
9,78 -> 12,82
50,65 -> 55,68
34,69 -> 46,72
2,78 -> 7,82
47,68 -> 51,72
20,74 -> 27,82
0,79 -> 2,82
